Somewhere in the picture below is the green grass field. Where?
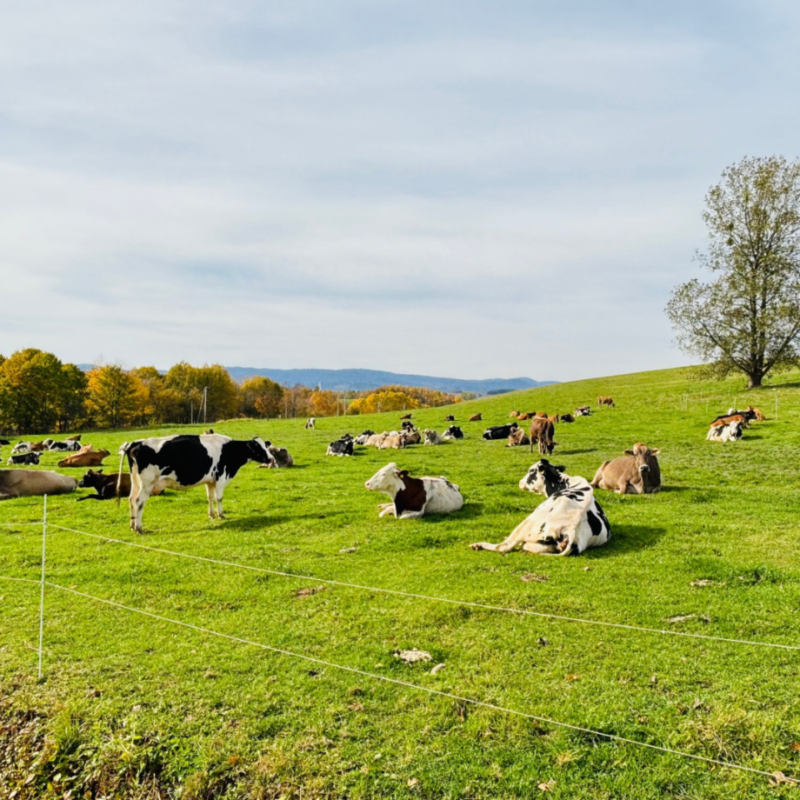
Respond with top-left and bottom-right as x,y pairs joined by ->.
3,366 -> 800,799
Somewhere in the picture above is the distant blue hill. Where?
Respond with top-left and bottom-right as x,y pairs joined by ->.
77,365 -> 554,395
225,367 -> 554,395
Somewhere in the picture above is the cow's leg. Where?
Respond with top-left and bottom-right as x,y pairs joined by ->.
205,484 -> 217,519
130,477 -> 151,534
590,465 -> 607,488
471,520 -> 530,553
378,503 -> 396,517
128,473 -> 141,531
215,481 -> 227,519
398,509 -> 425,519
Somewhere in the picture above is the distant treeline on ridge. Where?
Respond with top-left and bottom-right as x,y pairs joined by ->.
0,349 -> 466,435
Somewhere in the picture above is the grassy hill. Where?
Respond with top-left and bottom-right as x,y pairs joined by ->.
2,366 -> 800,798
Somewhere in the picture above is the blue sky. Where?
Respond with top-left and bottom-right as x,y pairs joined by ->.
1,0 -> 798,380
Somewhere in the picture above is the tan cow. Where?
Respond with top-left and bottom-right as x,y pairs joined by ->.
509,411 -> 520,418
58,445 -> 111,468
597,396 -> 615,407
529,417 -> 555,455
66,434 -> 82,442
591,443 -> 661,494
1,469 -> 78,500
469,413 -> 482,422
379,433 -> 407,449
506,428 -> 530,447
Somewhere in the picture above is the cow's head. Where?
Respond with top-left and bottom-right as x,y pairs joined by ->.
78,469 -> 103,488
624,443 -> 660,475
365,463 -> 406,495
728,421 -> 743,440
519,459 -> 567,495
248,437 -> 276,466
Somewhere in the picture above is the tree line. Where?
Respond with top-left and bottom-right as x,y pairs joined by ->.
0,349 -> 461,434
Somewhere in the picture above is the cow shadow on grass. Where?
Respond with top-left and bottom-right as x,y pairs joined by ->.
587,524 -> 666,559
557,448 -> 598,456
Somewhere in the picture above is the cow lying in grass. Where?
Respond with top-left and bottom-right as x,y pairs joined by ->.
506,428 -> 530,447
442,425 -> 463,440
365,463 -> 463,519
78,469 -> 168,501
471,460 -> 609,555
58,445 -> 110,468
591,443 -> 661,494
1,469 -> 77,500
707,421 -> 743,442
423,429 -> 443,445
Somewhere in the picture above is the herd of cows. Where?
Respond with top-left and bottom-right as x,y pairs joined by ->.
0,396 -> 767,556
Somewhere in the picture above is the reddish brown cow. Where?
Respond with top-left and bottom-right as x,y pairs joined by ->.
529,417 -> 555,455
469,413 -> 482,422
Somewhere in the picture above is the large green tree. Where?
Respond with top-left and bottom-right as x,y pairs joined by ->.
666,156 -> 800,388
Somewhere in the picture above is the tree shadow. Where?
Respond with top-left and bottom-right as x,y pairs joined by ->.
588,524 -> 666,558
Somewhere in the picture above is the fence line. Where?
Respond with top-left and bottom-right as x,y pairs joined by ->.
49,523 -> 800,653
0,575 -> 40,584
42,579 -> 790,783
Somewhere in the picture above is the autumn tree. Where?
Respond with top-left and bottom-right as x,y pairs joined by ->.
86,365 -> 140,428
667,156 -> 800,388
164,363 -> 241,422
309,389 -> 341,417
347,390 -> 420,415
240,376 -> 284,419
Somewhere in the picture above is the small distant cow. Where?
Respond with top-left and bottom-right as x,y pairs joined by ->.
305,418 -> 316,429
404,430 -> 422,445
707,421 -> 743,443
591,443 -> 661,494
48,440 -> 81,452
66,434 -> 82,442
529,417 -> 555,455
506,428 -> 530,447
442,425 -> 464,440
558,414 -> 575,423
469,413 -> 482,422
423,429 -> 443,446
509,411 -> 520,418
400,413 -> 412,420
0,439 -> 10,447
120,434 -> 276,532
401,420 -> 414,431
7,452 -> 40,466
517,412 -> 533,421
444,414 -> 455,422
471,461 -> 609,556
1,469 -> 77,500
354,430 -> 376,445
483,423 -> 518,441
597,396 -> 615,407
379,433 -> 407,450
365,463 -> 463,519
58,445 -> 110,468
574,406 -> 591,417
327,438 -> 354,456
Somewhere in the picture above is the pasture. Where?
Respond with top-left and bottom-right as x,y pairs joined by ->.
2,366 -> 800,799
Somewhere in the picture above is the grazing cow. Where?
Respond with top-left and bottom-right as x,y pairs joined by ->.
591,443 -> 662,494
305,418 -> 316,429
444,414 -> 455,422
509,411 -> 520,418
469,413 -> 482,422
7,452 -> 40,466
423,429 -> 443,445
266,445 -> 294,467
354,430 -> 376,445
327,438 -> 354,456
66,434 -> 82,442
574,406 -> 591,417
120,434 -> 276,532
58,445 -> 110,468
365,463 -> 463,519
707,421 -> 743,443
1,469 -> 78,500
471,462 -> 609,556
483,423 -> 518,441
48,440 -> 81,452
597,396 -> 615,407
442,425 -> 464,440
529,417 -> 555,455
506,428 -> 530,447
78,469 -> 167,501
379,433 -> 407,450
558,414 -> 575,423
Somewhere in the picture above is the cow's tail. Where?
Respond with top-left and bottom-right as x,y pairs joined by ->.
116,442 -> 131,506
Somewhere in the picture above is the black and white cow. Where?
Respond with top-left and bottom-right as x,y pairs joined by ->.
7,452 -> 40,466
48,440 -> 81,452
442,425 -> 464,440
471,460 -> 610,556
119,434 -> 275,533
11,442 -> 32,455
305,418 -> 316,429
482,423 -> 518,441
354,430 -> 376,445
326,438 -> 354,456
365,463 -> 464,519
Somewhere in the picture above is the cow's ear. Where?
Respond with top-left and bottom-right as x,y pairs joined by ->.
96,469 -> 103,474
397,470 -> 409,478
556,465 -> 566,472
650,448 -> 660,455
624,449 -> 634,455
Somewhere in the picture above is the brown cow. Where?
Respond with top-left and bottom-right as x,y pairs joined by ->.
58,445 -> 110,468
547,414 -> 558,423
529,417 -> 555,455
469,413 -> 482,422
710,413 -> 748,430
747,406 -> 766,421
444,414 -> 455,422
509,411 -> 520,418
517,412 -> 531,421
591,443 -> 661,494
66,434 -> 82,442
506,428 -> 530,447
78,469 -> 167,501
597,396 -> 615,407
400,413 -> 412,420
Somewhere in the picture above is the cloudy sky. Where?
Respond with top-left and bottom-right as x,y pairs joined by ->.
1,0 -> 798,381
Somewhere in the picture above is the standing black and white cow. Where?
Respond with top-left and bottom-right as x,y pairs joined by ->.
305,418 -> 316,429
471,460 -> 610,555
119,434 -> 275,533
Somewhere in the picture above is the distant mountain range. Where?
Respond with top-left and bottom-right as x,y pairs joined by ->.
77,364 -> 554,395
224,368 -> 553,395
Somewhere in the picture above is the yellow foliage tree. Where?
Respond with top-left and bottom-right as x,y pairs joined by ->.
347,391 -> 420,415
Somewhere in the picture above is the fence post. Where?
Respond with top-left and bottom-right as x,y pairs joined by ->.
38,494 -> 47,680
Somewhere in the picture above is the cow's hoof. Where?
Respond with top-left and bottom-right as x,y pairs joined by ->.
469,543 -> 482,550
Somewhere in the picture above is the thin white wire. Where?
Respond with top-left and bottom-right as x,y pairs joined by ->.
44,580 -> 790,783
0,521 -> 41,526
50,524 -> 800,653
0,575 -> 40,584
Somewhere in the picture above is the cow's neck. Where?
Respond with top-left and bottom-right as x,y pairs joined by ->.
218,440 -> 252,476
544,473 -> 570,496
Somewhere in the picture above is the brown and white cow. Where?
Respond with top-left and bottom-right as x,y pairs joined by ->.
591,443 -> 661,494
529,417 -> 555,455
365,463 -> 463,519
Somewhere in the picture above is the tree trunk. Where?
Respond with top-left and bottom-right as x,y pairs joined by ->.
747,373 -> 763,388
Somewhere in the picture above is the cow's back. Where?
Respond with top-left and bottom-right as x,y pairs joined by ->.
129,434 -> 228,487
0,469 -> 77,498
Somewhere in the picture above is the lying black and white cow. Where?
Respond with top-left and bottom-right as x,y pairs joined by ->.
7,452 -> 40,466
326,438 -> 354,456
48,440 -> 81,452
423,429 -> 443,445
574,406 -> 591,417
354,430 -> 376,445
11,442 -> 32,455
471,460 -> 610,556
482,423 -> 518,441
442,425 -> 464,440
365,463 -> 464,519
707,420 -> 743,442
119,434 -> 275,533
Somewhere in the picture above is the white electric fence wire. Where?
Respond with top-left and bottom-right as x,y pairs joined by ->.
0,575 -> 40,584
43,580 -> 788,783
50,524 -> 800,653
0,522 -> 42,526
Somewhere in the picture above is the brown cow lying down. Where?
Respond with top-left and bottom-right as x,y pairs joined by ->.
506,428 -> 530,447
258,445 -> 294,468
66,434 -> 82,442
591,443 -> 661,494
469,413 -> 482,422
58,445 -> 110,468
365,463 -> 463,519
0,469 -> 78,500
77,469 -> 167,501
